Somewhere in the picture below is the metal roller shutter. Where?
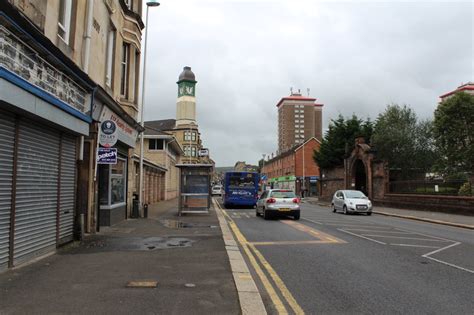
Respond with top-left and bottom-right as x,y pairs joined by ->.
14,121 -> 60,266
0,112 -> 15,271
59,135 -> 76,244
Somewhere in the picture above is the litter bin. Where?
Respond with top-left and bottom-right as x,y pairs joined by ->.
131,194 -> 139,218
143,204 -> 148,218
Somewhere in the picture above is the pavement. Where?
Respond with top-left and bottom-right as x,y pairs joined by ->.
303,196 -> 474,229
0,199 -> 243,315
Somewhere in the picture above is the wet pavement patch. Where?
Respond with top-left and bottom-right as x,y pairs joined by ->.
81,236 -> 194,251
161,219 -> 218,229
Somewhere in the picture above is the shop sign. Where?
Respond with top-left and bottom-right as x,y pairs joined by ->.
97,147 -> 117,164
198,149 -> 209,157
310,176 -> 319,183
99,120 -> 118,147
99,107 -> 139,147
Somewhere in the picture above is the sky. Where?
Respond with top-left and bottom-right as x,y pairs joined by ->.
142,0 -> 473,167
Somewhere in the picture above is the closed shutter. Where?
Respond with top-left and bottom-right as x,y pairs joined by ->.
14,121 -> 59,266
59,135 -> 76,244
0,112 -> 15,271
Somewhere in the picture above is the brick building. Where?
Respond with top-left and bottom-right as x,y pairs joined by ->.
262,138 -> 321,196
439,82 -> 474,102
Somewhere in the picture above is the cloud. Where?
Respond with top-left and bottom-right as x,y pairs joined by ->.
143,0 -> 473,166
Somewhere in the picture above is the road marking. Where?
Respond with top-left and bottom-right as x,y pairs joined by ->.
338,229 -> 387,245
248,243 -> 305,315
343,229 -> 417,234
218,203 -> 298,314
324,223 -> 390,228
301,217 -> 323,225
390,244 -> 440,249
250,240 -> 338,246
282,221 -> 346,244
422,242 -> 474,274
361,235 -> 451,242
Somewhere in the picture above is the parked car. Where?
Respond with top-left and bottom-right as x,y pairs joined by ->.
256,189 -> 300,220
332,190 -> 372,215
211,185 -> 223,196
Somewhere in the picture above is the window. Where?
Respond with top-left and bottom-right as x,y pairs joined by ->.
120,42 -> 130,97
58,0 -> 72,44
148,139 -> 164,150
99,158 -> 127,207
124,0 -> 133,10
105,25 -> 116,87
184,131 -> 197,141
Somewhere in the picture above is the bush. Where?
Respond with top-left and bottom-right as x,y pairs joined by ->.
458,182 -> 472,196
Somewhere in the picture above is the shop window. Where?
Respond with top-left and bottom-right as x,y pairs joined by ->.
148,139 -> 164,150
99,157 -> 127,207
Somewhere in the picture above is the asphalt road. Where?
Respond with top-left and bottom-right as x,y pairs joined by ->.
218,199 -> 474,314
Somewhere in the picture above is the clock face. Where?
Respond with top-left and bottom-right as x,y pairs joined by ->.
185,86 -> 193,95
179,87 -> 184,96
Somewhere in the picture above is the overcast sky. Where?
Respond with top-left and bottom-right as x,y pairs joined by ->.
142,0 -> 473,167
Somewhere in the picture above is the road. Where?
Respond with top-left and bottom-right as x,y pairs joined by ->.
216,199 -> 474,314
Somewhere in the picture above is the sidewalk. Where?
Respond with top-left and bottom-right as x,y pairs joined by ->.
0,199 -> 240,314
304,197 -> 474,229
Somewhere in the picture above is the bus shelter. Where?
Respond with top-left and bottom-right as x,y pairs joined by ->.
176,164 -> 213,215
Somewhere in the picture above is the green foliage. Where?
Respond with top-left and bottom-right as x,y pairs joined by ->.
458,182 -> 472,196
313,115 -> 373,169
371,104 -> 437,178
433,92 -> 474,175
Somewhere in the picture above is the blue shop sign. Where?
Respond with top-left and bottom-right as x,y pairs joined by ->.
310,176 -> 319,183
97,147 -> 117,164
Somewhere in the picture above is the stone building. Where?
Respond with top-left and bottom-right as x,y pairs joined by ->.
0,0 -> 144,270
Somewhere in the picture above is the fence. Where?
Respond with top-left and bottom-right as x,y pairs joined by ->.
388,179 -> 472,196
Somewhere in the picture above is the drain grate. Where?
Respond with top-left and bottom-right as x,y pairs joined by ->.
126,280 -> 158,288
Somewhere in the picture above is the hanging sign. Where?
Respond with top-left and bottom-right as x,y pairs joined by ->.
99,120 -> 118,148
97,147 -> 118,164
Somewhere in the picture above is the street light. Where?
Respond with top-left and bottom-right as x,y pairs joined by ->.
139,1 -> 160,216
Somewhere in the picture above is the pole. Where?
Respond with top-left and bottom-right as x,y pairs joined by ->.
139,5 -> 151,216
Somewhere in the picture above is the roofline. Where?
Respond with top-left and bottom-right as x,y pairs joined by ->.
439,86 -> 474,99
276,96 -> 317,108
294,137 -> 322,152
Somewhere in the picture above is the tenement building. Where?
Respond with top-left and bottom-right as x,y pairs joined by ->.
0,0 -> 144,270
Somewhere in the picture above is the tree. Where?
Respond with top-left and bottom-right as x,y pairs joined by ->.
313,115 -> 373,169
433,92 -> 474,175
371,104 -> 437,178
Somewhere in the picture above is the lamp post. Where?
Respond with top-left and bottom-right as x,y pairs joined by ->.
139,0 -> 160,216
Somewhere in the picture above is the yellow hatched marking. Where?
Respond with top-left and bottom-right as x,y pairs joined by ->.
282,220 -> 346,244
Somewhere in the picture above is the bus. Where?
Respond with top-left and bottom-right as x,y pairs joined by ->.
223,172 -> 260,208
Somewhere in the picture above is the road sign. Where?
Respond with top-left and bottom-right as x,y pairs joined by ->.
198,148 -> 209,157
97,147 -> 117,164
99,120 -> 118,148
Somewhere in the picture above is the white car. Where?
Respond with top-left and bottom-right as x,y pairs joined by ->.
332,190 -> 372,215
211,185 -> 223,196
256,189 -> 300,220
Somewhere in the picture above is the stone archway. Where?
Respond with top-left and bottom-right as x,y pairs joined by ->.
353,159 -> 368,195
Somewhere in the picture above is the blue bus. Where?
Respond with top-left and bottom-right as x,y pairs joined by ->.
223,172 -> 260,208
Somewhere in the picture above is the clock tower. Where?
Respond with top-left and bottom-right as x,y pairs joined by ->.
176,66 -> 197,126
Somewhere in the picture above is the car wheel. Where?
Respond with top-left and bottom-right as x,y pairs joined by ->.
263,209 -> 270,220
332,204 -> 337,213
343,205 -> 349,215
293,212 -> 300,220
367,212 -> 372,216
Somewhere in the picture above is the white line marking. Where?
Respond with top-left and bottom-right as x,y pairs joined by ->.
390,243 -> 440,248
301,217 -> 324,225
392,228 -> 455,242
338,229 -> 386,245
344,229 -> 416,234
325,223 -> 391,229
422,242 -> 474,274
361,235 -> 451,242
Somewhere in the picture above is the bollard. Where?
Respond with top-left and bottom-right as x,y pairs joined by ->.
144,203 -> 148,218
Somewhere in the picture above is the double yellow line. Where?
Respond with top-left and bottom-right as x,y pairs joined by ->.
216,202 -> 304,315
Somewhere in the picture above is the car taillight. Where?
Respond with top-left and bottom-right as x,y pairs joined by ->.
293,198 -> 300,204
266,198 -> 276,204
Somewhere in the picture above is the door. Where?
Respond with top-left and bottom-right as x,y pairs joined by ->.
0,112 -> 15,271
335,191 -> 343,210
13,121 -> 60,266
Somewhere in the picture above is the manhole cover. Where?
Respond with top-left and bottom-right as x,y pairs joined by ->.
126,280 -> 158,288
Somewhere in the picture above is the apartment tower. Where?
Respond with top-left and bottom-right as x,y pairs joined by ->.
277,91 -> 323,153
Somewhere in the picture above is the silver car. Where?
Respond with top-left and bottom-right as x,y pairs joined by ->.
256,189 -> 300,220
211,185 -> 222,196
332,190 -> 372,215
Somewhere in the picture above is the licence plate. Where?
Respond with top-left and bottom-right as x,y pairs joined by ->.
279,208 -> 291,211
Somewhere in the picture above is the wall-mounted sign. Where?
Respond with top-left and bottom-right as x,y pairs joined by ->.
198,149 -> 209,157
97,147 -> 117,164
99,120 -> 118,148
99,107 -> 139,148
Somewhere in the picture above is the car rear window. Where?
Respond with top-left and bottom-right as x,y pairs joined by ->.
270,191 -> 296,198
